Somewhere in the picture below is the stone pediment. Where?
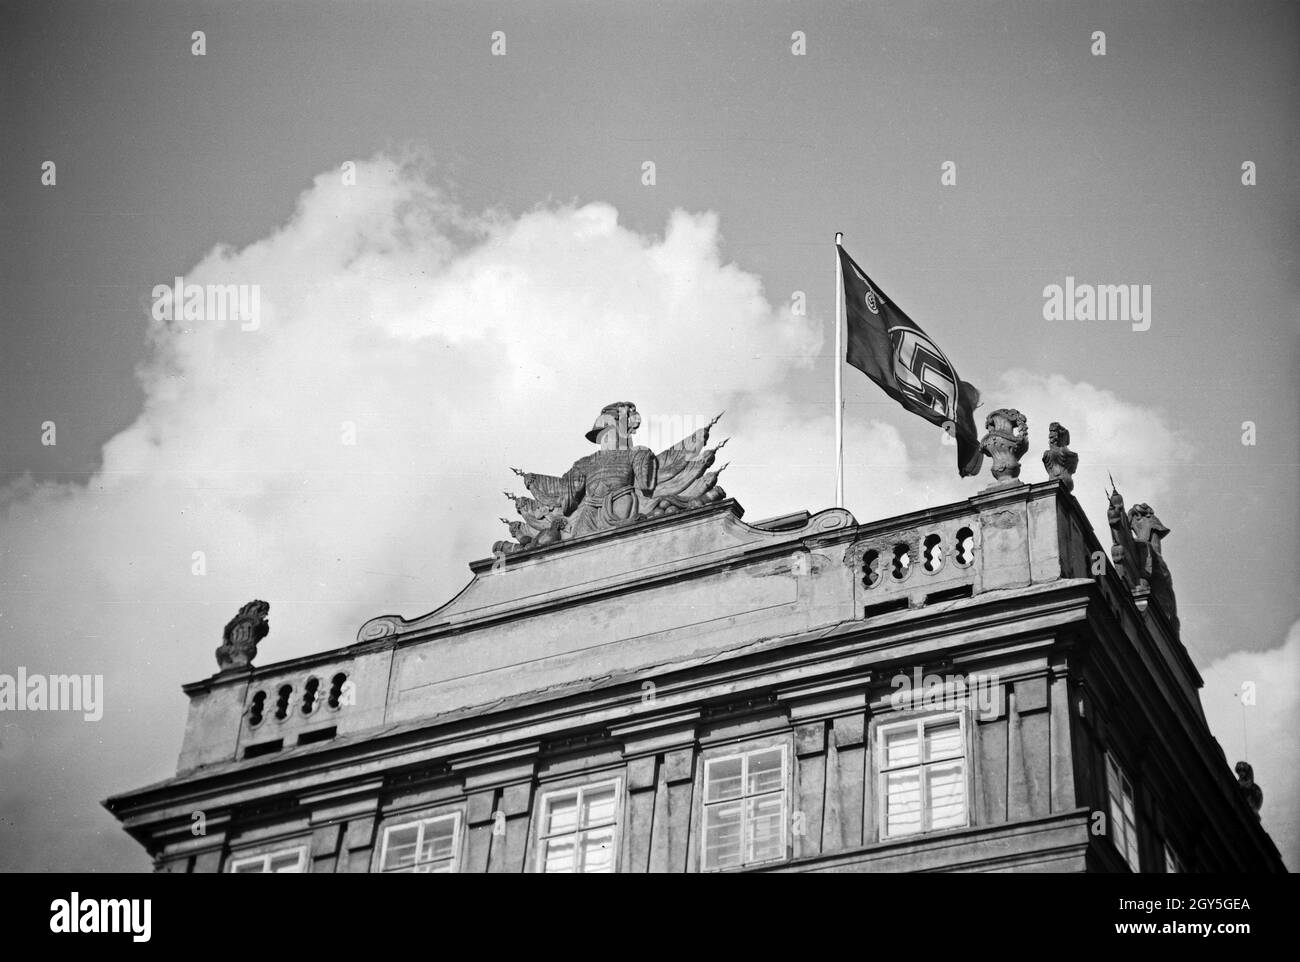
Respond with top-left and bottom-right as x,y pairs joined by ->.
357,500 -> 856,643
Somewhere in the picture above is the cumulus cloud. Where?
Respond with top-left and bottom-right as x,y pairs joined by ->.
0,157 -> 821,869
0,154 -> 1213,870
971,372 -> 1187,535
1198,621 -> 1299,869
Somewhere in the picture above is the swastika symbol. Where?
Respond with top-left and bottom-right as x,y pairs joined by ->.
890,327 -> 957,419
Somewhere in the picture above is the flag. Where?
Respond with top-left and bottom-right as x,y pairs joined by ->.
838,245 -> 984,476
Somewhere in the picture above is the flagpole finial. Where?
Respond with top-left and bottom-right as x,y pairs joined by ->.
835,232 -> 843,246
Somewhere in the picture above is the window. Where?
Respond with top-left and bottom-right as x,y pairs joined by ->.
536,780 -> 620,873
1164,841 -> 1184,874
379,813 -> 461,873
1106,753 -> 1140,870
877,712 -> 969,839
228,846 -> 307,873
702,744 -> 788,870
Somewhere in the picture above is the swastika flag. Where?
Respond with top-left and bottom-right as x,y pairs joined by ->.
839,245 -> 984,477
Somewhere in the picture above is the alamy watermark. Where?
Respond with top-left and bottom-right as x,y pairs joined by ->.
151,275 -> 261,331
50,893 -> 150,942
1042,276 -> 1151,332
639,413 -> 717,454
0,668 -> 103,721
890,668 -> 1002,721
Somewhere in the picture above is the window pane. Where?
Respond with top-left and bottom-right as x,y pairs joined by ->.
705,756 -> 744,802
746,748 -> 784,795
703,800 -> 743,870
883,726 -> 920,769
421,818 -> 456,864
233,858 -> 267,873
414,860 -> 454,874
579,826 -> 616,873
884,769 -> 922,836
746,794 -> 785,863
382,825 -> 420,871
1107,757 -> 1123,799
926,762 -> 967,829
542,836 -> 576,873
269,851 -> 302,873
544,794 -> 578,837
924,718 -> 963,762
581,787 -> 618,828
1108,808 -> 1138,868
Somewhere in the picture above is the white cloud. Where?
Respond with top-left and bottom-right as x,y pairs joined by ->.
0,157 -> 821,869
1199,621 -> 1299,870
0,154 -> 1237,870
981,371 -> 1191,540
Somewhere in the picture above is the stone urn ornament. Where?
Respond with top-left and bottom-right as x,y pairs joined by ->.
979,408 -> 1029,488
215,600 -> 269,671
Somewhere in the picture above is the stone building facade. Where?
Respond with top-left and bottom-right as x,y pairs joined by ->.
105,481 -> 1285,872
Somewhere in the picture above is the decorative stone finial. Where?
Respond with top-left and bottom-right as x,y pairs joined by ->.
494,404 -> 728,555
1041,421 -> 1079,492
979,408 -> 1028,487
1236,761 -> 1263,816
215,600 -> 269,671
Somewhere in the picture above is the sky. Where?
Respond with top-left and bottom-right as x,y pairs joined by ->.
0,0 -> 1296,871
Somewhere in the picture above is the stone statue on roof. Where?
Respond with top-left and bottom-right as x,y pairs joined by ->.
494,402 -> 728,555
1041,421 -> 1079,492
1105,480 -> 1179,634
1236,761 -> 1263,816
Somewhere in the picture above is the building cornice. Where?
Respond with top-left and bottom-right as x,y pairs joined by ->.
104,576 -> 1093,828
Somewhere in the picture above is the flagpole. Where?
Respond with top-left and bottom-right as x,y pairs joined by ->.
834,232 -> 844,508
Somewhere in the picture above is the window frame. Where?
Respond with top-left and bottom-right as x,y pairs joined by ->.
699,740 -> 791,872
376,810 -> 464,874
874,708 -> 973,841
1105,751 -> 1141,871
533,777 -> 624,874
1163,839 -> 1184,874
226,844 -> 308,874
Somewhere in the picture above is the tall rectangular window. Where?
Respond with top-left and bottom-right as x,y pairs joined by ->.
1106,753 -> 1140,870
537,780 -> 620,873
228,846 -> 307,873
702,744 -> 788,871
877,713 -> 969,839
379,813 -> 461,873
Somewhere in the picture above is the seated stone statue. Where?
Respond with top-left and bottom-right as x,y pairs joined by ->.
496,402 -> 727,554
